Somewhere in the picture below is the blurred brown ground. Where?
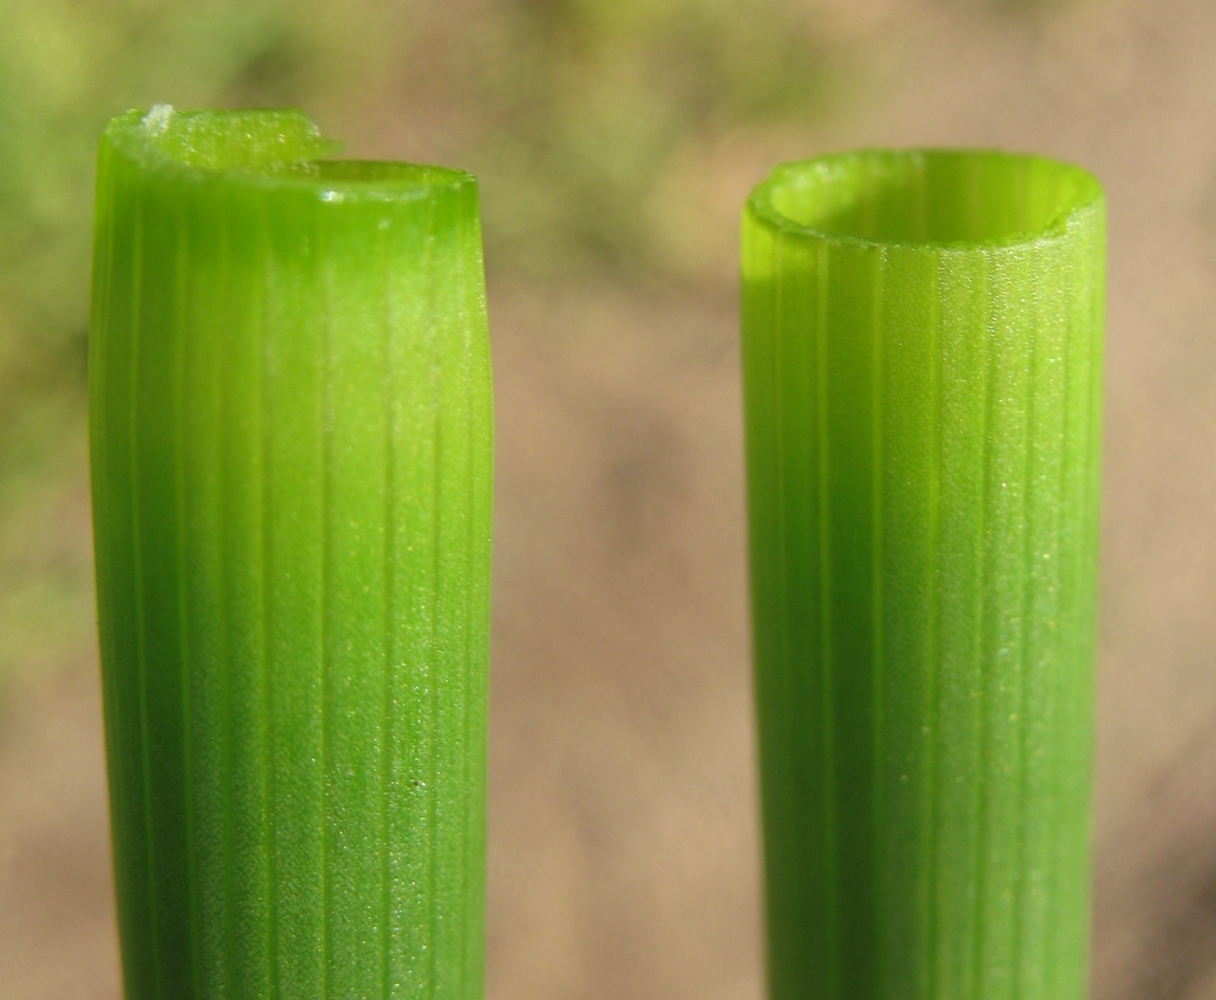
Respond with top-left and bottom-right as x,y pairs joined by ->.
3,0 -> 1216,997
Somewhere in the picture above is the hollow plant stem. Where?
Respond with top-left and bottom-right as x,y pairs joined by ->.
741,150 -> 1103,1000
89,108 -> 492,999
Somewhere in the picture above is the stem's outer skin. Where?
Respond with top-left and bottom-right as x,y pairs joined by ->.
89,109 -> 491,999
742,151 -> 1103,1000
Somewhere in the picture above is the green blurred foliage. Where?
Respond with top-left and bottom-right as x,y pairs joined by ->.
0,0 -> 848,685
433,0 -> 834,279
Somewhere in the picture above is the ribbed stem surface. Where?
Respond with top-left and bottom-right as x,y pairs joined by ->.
741,150 -> 1103,1000
89,108 -> 492,999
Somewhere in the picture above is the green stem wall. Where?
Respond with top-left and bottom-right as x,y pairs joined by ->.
741,151 -> 1103,1000
89,109 -> 492,999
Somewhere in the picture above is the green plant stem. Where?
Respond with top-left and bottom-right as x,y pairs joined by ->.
741,150 -> 1103,1000
89,107 -> 492,999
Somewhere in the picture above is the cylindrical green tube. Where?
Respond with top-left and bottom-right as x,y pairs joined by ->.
89,108 -> 492,999
741,151 -> 1103,1000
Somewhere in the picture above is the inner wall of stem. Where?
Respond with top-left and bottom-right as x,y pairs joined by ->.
753,150 -> 1102,246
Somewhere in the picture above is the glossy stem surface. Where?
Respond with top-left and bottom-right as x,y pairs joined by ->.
89,108 -> 492,999
741,150 -> 1103,1000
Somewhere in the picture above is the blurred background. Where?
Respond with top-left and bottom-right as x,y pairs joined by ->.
1,0 -> 1214,996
